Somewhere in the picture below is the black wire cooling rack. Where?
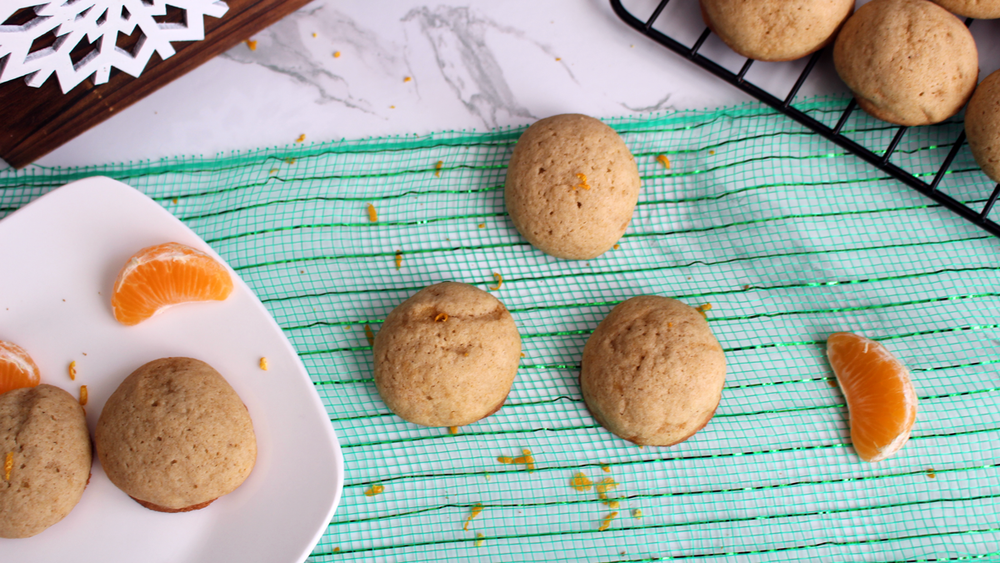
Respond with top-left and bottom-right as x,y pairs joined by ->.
610,0 -> 1000,238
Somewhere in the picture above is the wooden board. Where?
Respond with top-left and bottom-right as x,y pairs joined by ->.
0,0 -> 312,169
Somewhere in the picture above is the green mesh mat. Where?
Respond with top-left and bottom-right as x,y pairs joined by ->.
2,96 -> 999,562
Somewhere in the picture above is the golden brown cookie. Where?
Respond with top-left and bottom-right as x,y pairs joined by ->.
700,0 -> 854,62
833,0 -> 979,126
581,296 -> 726,447
95,358 -> 256,512
966,70 -> 1000,183
0,385 -> 92,538
373,282 -> 521,427
931,0 -> 1000,18
505,114 -> 640,260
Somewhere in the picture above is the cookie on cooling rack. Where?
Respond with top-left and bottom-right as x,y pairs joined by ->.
966,69 -> 1000,184
95,357 -> 257,513
580,296 -> 726,447
0,385 -> 92,538
931,0 -> 1000,18
700,0 -> 854,62
373,282 -> 521,427
504,114 -> 640,260
833,0 -> 978,126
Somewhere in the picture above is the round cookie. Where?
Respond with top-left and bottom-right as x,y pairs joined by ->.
833,0 -> 979,126
0,385 -> 92,538
700,0 -> 854,62
95,357 -> 256,512
966,70 -> 1000,183
373,282 -> 521,427
505,114 -> 640,260
580,296 -> 726,447
931,0 -> 1000,18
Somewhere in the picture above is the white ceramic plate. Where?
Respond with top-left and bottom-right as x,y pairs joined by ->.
0,177 -> 343,563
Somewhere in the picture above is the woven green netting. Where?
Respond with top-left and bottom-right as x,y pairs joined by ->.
2,96 -> 999,562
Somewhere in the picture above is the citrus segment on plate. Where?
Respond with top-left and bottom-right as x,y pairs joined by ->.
112,242 -> 234,326
827,332 -> 917,463
0,340 -> 41,395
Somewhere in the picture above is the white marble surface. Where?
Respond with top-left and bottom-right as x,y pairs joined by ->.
17,0 -> 1000,168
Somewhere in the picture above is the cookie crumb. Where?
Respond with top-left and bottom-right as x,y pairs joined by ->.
573,173 -> 591,190
475,533 -> 485,547
245,39 -> 257,51
656,154 -> 671,169
79,385 -> 88,406
569,471 -> 593,491
295,134 -> 306,143
463,504 -> 483,530
395,251 -> 403,271
364,484 -> 384,497
259,357 -> 269,371
598,511 -> 618,531
3,452 -> 12,481
742,284 -> 750,290
69,360 -> 77,381
435,160 -> 444,177
489,272 -> 503,291
364,325 -> 375,347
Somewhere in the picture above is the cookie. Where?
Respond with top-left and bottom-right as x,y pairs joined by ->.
966,70 -> 1000,183
373,282 -> 521,427
505,114 -> 640,260
931,0 -> 1000,18
833,0 -> 979,126
700,0 -> 854,62
0,385 -> 92,538
95,357 -> 256,512
580,296 -> 726,447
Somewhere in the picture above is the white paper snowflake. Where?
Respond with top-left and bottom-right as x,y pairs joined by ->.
0,0 -> 228,94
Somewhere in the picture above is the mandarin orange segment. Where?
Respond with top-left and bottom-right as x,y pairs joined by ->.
112,242 -> 233,326
827,332 -> 917,463
0,341 -> 41,395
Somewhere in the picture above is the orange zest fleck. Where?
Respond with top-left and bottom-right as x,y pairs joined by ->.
434,312 -> 449,323
656,154 -> 670,169
605,500 -> 620,509
295,134 -> 306,143
569,472 -> 593,491
613,244 -> 620,250
285,158 -> 296,165
709,150 -> 715,155
312,32 -> 317,38
395,251 -> 403,271
555,57 -> 562,61
632,508 -> 642,520
927,469 -> 936,479
333,51 -> 341,58
364,484 -> 384,497
573,173 -> 591,190
4,452 -> 12,481
404,76 -> 412,83
364,325 -> 375,347
478,223 -> 485,228
259,357 -> 269,371
245,39 -> 257,51
520,352 -> 525,358
595,477 -> 617,500
435,161 -> 443,177
79,385 -> 88,406
475,533 -> 485,547
449,426 -> 459,435
463,504 -> 483,530
601,464 -> 611,473
695,303 -> 712,318
269,168 -> 279,175
598,511 -> 618,532
367,203 -> 378,223
333,547 -> 341,553
69,360 -> 77,381
111,243 -> 233,326
0,341 -> 41,395
172,198 -> 179,204
489,272 -> 503,291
